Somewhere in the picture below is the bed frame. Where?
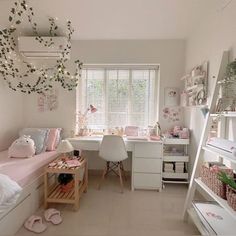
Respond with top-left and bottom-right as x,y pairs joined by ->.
0,170 -> 55,235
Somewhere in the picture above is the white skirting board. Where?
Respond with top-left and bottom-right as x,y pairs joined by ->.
0,174 -> 55,235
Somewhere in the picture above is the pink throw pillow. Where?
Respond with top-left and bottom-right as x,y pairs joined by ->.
46,129 -> 59,151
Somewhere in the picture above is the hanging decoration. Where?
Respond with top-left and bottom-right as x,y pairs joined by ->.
162,107 -> 181,123
0,0 -> 83,94
38,89 -> 58,112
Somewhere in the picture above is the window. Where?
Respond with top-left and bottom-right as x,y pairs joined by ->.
77,65 -> 159,129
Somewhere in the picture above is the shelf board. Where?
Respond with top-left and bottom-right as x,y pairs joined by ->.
163,138 -> 189,145
188,208 -> 210,235
210,112 -> 236,118
186,84 -> 204,92
163,180 -> 189,184
163,155 -> 189,162
195,178 -> 236,220
162,172 -> 188,179
48,184 -> 75,202
202,145 -> 236,164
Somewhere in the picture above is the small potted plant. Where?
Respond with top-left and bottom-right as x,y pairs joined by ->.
218,171 -> 236,210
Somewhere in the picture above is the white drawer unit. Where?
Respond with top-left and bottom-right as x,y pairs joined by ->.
132,142 -> 163,191
133,158 -> 162,173
133,173 -> 162,189
134,143 -> 162,158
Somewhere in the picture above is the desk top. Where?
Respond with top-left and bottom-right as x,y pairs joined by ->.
68,136 -> 163,144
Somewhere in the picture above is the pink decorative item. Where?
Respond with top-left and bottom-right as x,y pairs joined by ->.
149,136 -> 161,141
173,126 -> 182,136
124,126 -> 139,136
162,107 -> 181,123
46,128 -> 60,151
179,128 -> 189,139
8,135 -> 35,158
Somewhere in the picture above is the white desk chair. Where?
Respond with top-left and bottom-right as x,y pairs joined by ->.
98,135 -> 128,193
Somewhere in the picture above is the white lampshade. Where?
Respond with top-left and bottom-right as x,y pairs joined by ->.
57,140 -> 74,154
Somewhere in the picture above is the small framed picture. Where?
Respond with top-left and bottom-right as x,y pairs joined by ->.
164,87 -> 180,106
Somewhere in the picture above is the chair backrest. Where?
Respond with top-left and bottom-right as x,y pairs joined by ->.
99,135 -> 128,162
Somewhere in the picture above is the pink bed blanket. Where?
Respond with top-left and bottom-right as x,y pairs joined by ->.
0,151 -> 58,187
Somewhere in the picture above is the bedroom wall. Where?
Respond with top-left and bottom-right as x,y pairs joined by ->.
0,81 -> 23,151
22,39 -> 186,170
23,39 -> 186,136
184,1 -> 236,171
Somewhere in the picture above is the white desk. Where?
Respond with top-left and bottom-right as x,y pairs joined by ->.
68,136 -> 163,191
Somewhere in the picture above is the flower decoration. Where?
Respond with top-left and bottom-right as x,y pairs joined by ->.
162,107 -> 181,123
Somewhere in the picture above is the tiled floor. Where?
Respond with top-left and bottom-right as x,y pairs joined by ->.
15,175 -> 200,236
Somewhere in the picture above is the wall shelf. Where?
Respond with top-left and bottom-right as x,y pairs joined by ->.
163,155 -> 189,162
163,172 -> 188,179
202,145 -> 236,164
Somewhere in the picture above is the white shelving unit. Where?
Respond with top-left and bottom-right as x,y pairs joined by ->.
162,138 -> 190,184
183,51 -> 236,235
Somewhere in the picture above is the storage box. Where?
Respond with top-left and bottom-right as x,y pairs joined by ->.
200,164 -> 233,199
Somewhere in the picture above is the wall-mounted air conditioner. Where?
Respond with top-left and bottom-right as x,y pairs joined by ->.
18,36 -> 69,59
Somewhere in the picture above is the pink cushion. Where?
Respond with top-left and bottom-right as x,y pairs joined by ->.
46,129 -> 59,151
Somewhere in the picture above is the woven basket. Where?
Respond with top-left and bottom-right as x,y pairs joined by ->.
226,185 -> 236,211
200,165 -> 233,199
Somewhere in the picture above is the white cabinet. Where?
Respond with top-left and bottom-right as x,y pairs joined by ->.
132,142 -> 163,191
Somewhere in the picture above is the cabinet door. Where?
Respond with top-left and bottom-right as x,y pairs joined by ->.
133,173 -> 161,189
134,158 -> 162,173
134,143 -> 162,158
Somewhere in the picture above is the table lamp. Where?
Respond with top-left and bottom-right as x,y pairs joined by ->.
56,140 -> 74,158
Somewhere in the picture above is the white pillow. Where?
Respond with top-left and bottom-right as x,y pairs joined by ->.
0,174 -> 22,206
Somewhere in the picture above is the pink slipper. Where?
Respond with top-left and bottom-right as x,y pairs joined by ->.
44,208 -> 62,225
24,215 -> 47,234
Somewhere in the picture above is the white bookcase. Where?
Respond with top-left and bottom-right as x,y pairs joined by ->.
162,138 -> 190,184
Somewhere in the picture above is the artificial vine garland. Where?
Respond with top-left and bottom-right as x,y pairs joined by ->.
0,0 -> 82,94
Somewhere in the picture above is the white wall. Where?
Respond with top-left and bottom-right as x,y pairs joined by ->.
0,81 -> 23,151
184,1 -> 236,170
23,39 -> 186,135
22,39 -> 186,169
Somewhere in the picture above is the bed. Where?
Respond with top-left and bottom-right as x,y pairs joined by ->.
0,150 -> 58,235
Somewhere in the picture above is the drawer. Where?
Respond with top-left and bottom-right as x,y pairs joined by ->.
134,143 -> 162,158
133,173 -> 162,189
0,194 -> 32,235
133,158 -> 162,173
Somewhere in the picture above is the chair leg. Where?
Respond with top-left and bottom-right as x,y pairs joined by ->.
97,163 -> 107,190
105,161 -> 110,178
120,162 -> 127,181
118,162 -> 124,193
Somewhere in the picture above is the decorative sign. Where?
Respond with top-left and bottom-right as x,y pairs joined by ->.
38,89 -> 58,112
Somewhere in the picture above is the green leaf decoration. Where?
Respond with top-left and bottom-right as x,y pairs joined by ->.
0,0 -> 82,94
